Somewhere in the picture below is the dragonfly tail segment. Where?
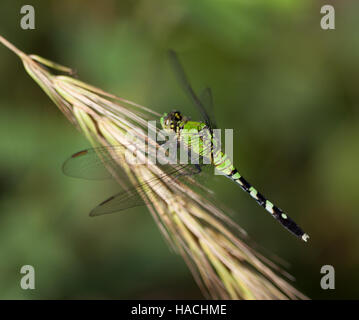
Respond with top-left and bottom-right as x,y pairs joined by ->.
227,168 -> 310,242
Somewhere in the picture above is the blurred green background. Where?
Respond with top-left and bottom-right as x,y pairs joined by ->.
0,0 -> 358,299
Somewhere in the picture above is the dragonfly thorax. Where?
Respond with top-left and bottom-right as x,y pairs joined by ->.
160,111 -> 186,133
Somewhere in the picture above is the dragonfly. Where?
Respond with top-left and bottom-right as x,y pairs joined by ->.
63,50 -> 309,242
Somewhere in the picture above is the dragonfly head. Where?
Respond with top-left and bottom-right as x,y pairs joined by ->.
161,111 -> 183,132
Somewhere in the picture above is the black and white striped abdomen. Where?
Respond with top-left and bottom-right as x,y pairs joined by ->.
227,168 -> 309,242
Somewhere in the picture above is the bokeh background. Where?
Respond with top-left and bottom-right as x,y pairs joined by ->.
0,0 -> 358,299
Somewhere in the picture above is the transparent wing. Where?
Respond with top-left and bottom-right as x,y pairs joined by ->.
62,143 -> 216,216
62,143 -> 206,180
90,191 -> 144,216
200,87 -> 217,129
168,50 -> 217,130
88,162 -> 202,216
63,147 -> 125,180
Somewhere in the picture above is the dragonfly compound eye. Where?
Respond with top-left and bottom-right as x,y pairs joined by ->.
174,112 -> 182,120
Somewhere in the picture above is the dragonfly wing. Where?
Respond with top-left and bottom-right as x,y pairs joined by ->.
63,141 -> 167,180
63,146 -> 131,180
200,87 -> 217,129
63,144 -> 205,216
62,138 -> 205,180
90,162 -> 202,216
168,50 -> 216,130
90,189 -> 146,216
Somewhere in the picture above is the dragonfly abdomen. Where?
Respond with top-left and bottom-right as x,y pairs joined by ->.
213,151 -> 234,175
227,168 -> 309,242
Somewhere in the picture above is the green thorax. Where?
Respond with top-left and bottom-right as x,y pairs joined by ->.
160,111 -> 234,174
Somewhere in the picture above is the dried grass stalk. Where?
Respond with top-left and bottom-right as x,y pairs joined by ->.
0,35 -> 308,300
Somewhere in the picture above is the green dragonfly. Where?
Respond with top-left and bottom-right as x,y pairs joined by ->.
63,51 -> 309,242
